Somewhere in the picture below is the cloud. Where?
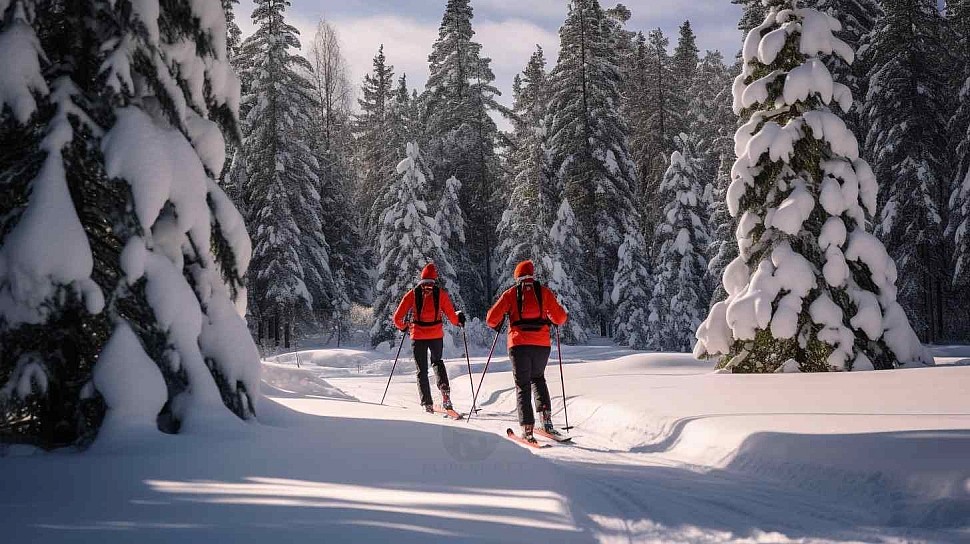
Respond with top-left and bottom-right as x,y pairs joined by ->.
233,0 -> 743,127
329,15 -> 439,97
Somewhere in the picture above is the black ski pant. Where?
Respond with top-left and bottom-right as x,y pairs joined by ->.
413,338 -> 450,406
509,345 -> 552,426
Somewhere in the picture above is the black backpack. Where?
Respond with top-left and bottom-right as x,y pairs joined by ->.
412,285 -> 442,326
511,280 -> 552,331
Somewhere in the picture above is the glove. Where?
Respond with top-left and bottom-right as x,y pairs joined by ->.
491,317 -> 506,333
457,311 -> 467,327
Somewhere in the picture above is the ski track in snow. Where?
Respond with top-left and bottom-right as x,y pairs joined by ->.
2,344 -> 969,543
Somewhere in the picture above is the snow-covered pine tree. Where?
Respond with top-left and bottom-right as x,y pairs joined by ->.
390,75 -> 423,160
434,175 -> 470,310
548,0 -> 643,335
669,21 -> 700,142
948,0 -> 970,337
0,1 -> 258,447
355,45 -> 397,242
238,0 -> 338,343
371,143 -> 454,346
648,143 -> 711,352
862,0 -> 949,343
945,1 -> 970,338
611,228 -> 653,349
604,4 -> 637,85
629,28 -> 678,246
423,0 -> 506,315
695,1 -> 931,373
547,199 -> 594,344
686,51 -> 733,200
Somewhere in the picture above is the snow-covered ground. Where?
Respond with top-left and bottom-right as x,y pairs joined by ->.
2,341 -> 969,543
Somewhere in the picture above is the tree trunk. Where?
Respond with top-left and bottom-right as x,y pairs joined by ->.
273,313 -> 280,347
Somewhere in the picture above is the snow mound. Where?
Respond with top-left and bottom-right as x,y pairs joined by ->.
261,361 -> 354,400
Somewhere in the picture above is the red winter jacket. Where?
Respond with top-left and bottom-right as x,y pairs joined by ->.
393,286 -> 460,340
486,282 -> 568,348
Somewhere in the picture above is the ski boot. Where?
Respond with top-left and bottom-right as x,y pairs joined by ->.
424,404 -> 435,415
441,392 -> 454,411
521,424 -> 538,445
541,410 -> 562,438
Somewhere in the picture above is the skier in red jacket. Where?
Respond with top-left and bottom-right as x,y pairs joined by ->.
393,263 -> 466,413
486,260 -> 568,443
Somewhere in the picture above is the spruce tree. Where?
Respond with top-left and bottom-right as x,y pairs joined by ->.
862,0 -> 949,342
423,0 -> 506,315
238,0 -> 338,342
0,1 -> 258,447
611,229 -> 654,349
371,143 -> 453,346
629,28 -> 677,246
948,1 -> 970,337
547,0 -> 643,335
695,1 -> 930,372
669,21 -> 700,142
686,51 -> 734,196
547,199 -> 594,344
648,144 -> 711,352
355,46 -> 397,242
434,175 -> 470,310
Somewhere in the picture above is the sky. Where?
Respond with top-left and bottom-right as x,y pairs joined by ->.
236,0 -> 744,116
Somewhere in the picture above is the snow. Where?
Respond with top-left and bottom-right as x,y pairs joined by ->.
0,353 -> 47,401
3,345 -> 968,542
0,78 -> 95,326
93,323 -> 168,438
0,20 -> 48,124
766,179 -> 813,235
103,108 -> 211,248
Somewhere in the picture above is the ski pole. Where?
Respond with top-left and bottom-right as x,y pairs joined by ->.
461,327 -> 479,413
380,329 -> 408,406
466,321 -> 503,423
556,326 -> 573,431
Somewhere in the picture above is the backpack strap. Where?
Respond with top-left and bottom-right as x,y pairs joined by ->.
412,285 -> 443,326
511,280 -> 551,331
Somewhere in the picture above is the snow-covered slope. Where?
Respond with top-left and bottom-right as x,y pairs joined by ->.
1,345 -> 968,543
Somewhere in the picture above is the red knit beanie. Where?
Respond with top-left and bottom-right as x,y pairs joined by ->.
514,260 -> 535,279
420,263 -> 438,281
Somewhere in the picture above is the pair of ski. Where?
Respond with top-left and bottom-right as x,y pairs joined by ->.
505,427 -> 572,449
432,406 -> 571,448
